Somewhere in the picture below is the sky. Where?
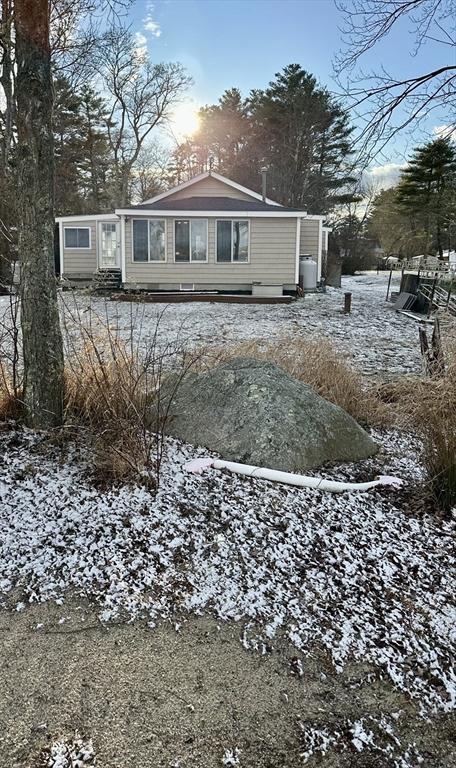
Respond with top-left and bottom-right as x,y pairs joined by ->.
128,0 -> 454,187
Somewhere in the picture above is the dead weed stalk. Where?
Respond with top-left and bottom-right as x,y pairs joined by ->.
0,274 -> 23,420
380,342 -> 456,511
61,294 -> 199,488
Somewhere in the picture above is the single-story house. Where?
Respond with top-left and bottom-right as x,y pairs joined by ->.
56,171 -> 327,296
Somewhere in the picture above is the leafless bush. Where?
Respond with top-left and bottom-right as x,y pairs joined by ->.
0,275 -> 23,420
380,344 -> 456,511
201,336 -> 392,428
60,294 -> 199,488
0,286 -> 198,485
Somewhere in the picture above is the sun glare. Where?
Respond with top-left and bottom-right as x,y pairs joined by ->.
170,103 -> 200,140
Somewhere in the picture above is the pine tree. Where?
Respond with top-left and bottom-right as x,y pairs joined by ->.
79,86 -> 112,212
168,89 -> 251,185
53,76 -> 86,215
396,138 -> 456,257
175,65 -> 357,214
247,65 -> 356,212
369,187 -> 429,259
53,77 -> 114,214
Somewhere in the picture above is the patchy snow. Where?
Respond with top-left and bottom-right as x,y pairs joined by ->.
0,427 -> 454,724
0,273 -> 453,764
221,747 -> 242,765
300,714 -> 424,767
40,733 -> 95,767
0,272 -> 419,381
0,273 -> 424,380
299,724 -> 340,763
71,273 -> 418,379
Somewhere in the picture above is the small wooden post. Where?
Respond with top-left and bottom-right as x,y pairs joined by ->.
419,319 -> 445,377
427,275 -> 437,317
432,318 -> 445,376
344,292 -> 352,314
419,325 -> 429,375
446,278 -> 453,311
386,268 -> 393,301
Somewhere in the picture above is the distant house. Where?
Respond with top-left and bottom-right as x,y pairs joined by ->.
442,250 -> 456,271
56,171 -> 326,296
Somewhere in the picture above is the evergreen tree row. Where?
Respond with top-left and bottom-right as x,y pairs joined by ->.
370,138 -> 456,259
53,77 -> 113,216
169,64 -> 358,215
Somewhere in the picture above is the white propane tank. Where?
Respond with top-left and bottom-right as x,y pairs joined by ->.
299,255 -> 318,292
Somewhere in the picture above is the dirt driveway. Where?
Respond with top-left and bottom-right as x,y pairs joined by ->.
1,599 -> 455,768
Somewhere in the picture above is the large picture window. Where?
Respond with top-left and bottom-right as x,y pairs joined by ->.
133,219 -> 166,262
216,220 -> 249,262
174,219 -> 208,262
64,227 -> 90,249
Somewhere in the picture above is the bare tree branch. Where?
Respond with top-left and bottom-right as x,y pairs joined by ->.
98,25 -> 192,205
334,0 -> 456,159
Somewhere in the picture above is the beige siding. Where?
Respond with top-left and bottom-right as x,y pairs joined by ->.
323,229 -> 329,251
300,218 -> 323,279
124,216 -> 297,288
62,220 -> 98,276
164,176 -> 254,202
299,218 -> 320,259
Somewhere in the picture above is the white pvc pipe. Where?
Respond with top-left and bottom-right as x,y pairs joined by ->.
184,457 -> 404,494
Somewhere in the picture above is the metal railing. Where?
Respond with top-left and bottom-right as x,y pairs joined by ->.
402,257 -> 454,275
418,282 -> 456,318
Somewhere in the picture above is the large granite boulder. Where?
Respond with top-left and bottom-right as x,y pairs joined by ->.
165,357 -> 377,471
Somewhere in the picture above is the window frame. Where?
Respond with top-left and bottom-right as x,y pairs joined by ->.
63,226 -> 91,250
215,219 -> 250,264
132,218 -> 167,263
173,218 -> 209,263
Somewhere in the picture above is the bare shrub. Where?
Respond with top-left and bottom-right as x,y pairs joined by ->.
61,295 -> 198,488
0,280 -> 23,420
201,337 -> 391,428
380,345 -> 456,511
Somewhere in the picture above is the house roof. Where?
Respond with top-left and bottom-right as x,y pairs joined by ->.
141,170 -> 283,207
129,196 -> 303,213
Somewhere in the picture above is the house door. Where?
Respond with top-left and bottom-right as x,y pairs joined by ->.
99,222 -> 120,269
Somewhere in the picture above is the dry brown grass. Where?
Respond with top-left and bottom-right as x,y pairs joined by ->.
0,382 -> 23,421
0,291 -> 22,421
380,344 -> 456,510
200,335 -> 456,509
64,338 -> 155,485
1,282 -> 455,509
60,297 -> 201,487
200,337 -> 392,428
63,333 -> 198,487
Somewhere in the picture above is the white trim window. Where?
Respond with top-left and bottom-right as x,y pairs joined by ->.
64,226 -> 91,249
216,220 -> 249,263
174,219 -> 208,262
132,219 -> 166,262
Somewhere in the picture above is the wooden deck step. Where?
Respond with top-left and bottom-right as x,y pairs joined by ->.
112,292 -> 295,305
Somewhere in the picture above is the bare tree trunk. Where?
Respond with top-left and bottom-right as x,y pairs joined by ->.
15,0 -> 64,428
0,0 -> 14,290
0,0 -> 13,168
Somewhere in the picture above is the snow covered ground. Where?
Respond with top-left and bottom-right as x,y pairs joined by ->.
0,429 -> 454,729
1,273 -> 455,765
0,272 -> 425,379
55,272 -> 421,380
